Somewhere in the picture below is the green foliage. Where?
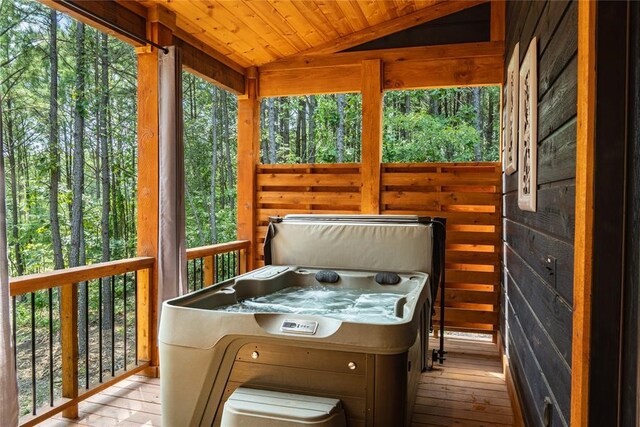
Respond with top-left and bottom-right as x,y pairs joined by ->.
259,87 -> 500,165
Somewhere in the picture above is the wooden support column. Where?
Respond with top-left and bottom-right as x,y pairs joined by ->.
361,59 -> 383,214
237,68 -> 260,270
136,19 -> 171,378
60,282 -> 78,418
490,1 -> 505,41
571,1 -> 596,425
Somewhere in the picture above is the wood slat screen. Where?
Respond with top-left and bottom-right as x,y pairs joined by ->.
254,162 -> 501,337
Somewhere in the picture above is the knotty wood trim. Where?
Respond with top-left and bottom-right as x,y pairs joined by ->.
237,70 -> 260,270
297,0 -> 489,56
185,240 -> 250,260
9,257 -> 154,296
503,353 -> 526,427
571,1 -> 596,426
360,59 -> 383,214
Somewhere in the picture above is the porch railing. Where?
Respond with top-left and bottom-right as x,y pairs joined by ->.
185,240 -> 250,292
11,240 -> 250,426
11,257 -> 155,427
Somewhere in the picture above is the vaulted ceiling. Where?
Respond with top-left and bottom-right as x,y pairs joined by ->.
138,0 -> 489,68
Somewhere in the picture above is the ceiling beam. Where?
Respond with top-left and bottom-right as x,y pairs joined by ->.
176,38 -> 245,95
293,0 -> 489,56
260,41 -> 504,72
42,0 -> 147,46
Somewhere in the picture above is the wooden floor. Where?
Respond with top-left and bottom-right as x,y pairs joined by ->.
42,337 -> 514,427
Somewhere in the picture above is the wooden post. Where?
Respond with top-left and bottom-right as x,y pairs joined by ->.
204,255 -> 215,287
135,19 -> 172,377
60,282 -> 78,418
490,1 -> 506,42
360,59 -> 383,214
237,68 -> 260,270
571,1 -> 596,426
239,249 -> 247,274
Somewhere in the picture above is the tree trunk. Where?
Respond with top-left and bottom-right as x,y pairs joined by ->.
336,94 -> 345,163
210,87 -> 218,244
299,98 -> 306,162
267,97 -> 276,164
222,91 -> 234,210
99,32 -> 112,329
4,99 -> 23,276
70,22 -> 85,269
472,87 -> 482,161
307,96 -> 316,163
49,10 -> 64,271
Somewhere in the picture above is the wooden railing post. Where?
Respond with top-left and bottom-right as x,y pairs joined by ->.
239,249 -> 247,274
204,255 -> 216,287
60,282 -> 78,418
136,266 -> 153,372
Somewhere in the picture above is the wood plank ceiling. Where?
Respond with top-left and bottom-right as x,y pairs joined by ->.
138,0 -> 485,68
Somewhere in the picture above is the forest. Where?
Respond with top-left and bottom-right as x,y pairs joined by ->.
1,0 -> 499,278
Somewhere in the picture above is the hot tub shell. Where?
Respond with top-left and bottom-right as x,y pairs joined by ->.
159,215 -> 444,426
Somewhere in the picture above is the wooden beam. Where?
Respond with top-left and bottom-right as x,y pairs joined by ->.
260,41 -> 504,71
259,53 -> 503,97
360,59 -> 383,214
237,68 -> 261,270
175,37 -> 245,95
571,1 -> 596,426
490,1 -> 506,41
41,0 -> 146,47
260,64 -> 362,97
296,0 -> 488,56
60,283 -> 78,419
384,55 -> 503,90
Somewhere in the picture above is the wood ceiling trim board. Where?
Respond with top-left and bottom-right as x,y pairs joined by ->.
217,1 -> 301,55
260,41 -> 504,71
289,1 -> 341,40
173,16 -> 252,69
266,0 -> 330,46
334,1 -> 370,31
179,0 -> 279,65
196,0 -> 293,60
243,1 -> 312,52
297,0 -> 489,56
115,0 -> 148,19
315,1 -> 356,37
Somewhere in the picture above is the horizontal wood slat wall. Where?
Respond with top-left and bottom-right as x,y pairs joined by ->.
381,162 -> 501,337
255,162 -> 501,337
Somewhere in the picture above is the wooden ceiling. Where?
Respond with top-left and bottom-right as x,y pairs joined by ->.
138,0 -> 488,69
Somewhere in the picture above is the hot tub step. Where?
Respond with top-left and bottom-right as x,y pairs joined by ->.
221,387 -> 346,427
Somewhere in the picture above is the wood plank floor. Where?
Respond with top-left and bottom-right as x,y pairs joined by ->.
413,336 -> 515,427
42,337 -> 514,427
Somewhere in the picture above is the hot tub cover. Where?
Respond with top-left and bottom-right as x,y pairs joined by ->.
264,215 -> 434,274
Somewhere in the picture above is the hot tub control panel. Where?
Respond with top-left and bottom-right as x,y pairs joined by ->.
280,319 -> 318,335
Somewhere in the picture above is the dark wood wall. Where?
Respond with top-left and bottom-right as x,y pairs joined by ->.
501,1 -> 576,426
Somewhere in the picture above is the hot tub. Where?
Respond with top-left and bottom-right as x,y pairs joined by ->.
159,215 -> 445,427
